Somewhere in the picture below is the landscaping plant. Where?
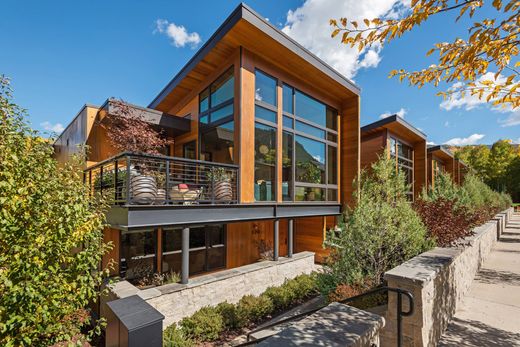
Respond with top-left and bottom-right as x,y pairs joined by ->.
320,156 -> 434,296
0,76 -> 112,346
163,273 -> 318,345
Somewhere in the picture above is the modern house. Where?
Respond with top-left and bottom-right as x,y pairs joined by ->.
54,3 -> 360,286
427,145 -> 456,187
360,114 -> 427,200
426,145 -> 470,187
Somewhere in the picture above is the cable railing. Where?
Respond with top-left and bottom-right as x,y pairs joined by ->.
84,152 -> 239,206
236,286 -> 414,347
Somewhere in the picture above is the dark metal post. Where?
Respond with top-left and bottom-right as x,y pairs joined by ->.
273,219 -> 279,261
165,158 -> 170,204
210,166 -> 215,204
288,219 -> 294,258
126,156 -> 131,205
397,292 -> 403,347
114,160 -> 118,203
181,227 -> 190,284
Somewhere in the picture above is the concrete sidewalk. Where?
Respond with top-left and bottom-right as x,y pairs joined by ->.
438,213 -> 520,346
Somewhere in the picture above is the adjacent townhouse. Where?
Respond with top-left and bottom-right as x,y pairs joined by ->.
54,4 -> 361,286
360,114 -> 427,200
425,145 -> 469,187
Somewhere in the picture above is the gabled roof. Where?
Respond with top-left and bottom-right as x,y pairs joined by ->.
148,3 -> 360,111
361,114 -> 427,143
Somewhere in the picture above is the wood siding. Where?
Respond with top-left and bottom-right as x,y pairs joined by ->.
102,228 -> 120,276
361,130 -> 387,170
414,141 -> 427,200
340,97 -> 361,207
294,216 -> 329,263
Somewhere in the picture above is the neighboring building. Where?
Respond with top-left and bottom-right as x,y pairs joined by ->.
427,145 -> 456,187
360,114 -> 427,200
55,4 -> 360,285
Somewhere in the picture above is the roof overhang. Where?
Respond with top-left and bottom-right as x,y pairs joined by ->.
428,145 -> 454,161
98,99 -> 190,138
361,115 -> 427,144
148,3 -> 360,112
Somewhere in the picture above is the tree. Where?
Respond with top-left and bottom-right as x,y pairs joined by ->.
331,0 -> 520,109
0,76 -> 112,346
99,99 -> 172,154
456,139 -> 520,201
320,156 -> 433,293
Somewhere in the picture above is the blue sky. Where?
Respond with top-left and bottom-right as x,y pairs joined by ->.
1,0 -> 518,145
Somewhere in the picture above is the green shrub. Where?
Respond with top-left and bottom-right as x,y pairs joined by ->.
163,324 -> 193,347
321,156 -> 434,295
0,76 -> 112,346
216,301 -> 240,329
237,295 -> 274,324
262,285 -> 294,310
290,274 -> 317,298
179,306 -> 223,341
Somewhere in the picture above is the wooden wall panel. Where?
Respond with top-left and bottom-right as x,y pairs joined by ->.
445,157 -> 455,181
294,216 -> 329,263
427,153 -> 434,187
239,49 -> 256,203
361,130 -> 387,170
413,141 -> 427,200
340,96 -> 361,207
102,228 -> 120,276
226,220 -> 288,269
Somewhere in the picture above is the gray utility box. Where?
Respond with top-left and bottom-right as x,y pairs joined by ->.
106,295 -> 164,347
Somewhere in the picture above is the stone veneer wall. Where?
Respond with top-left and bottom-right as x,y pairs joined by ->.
381,209 -> 512,347
104,251 -> 316,329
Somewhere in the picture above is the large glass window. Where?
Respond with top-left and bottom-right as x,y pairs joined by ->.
162,225 -> 226,276
389,137 -> 414,199
295,135 -> 325,184
282,131 -> 293,201
120,230 -> 156,280
199,67 -> 235,164
200,121 -> 234,163
255,123 -> 276,201
282,83 -> 338,202
255,70 -> 277,106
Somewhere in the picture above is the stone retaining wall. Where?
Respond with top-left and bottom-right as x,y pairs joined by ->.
381,208 -> 513,347
104,251 -> 316,329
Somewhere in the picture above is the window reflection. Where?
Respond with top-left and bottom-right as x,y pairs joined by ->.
255,123 -> 276,201
295,135 -> 325,184
255,70 -> 277,106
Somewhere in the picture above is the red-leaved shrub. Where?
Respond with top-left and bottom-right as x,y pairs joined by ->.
414,198 -> 481,247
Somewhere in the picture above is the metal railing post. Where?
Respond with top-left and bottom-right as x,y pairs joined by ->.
165,157 -> 170,204
397,291 -> 403,347
99,166 -> 104,195
114,160 -> 118,203
126,155 -> 131,205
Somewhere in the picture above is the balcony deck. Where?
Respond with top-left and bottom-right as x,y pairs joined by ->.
85,152 -> 340,229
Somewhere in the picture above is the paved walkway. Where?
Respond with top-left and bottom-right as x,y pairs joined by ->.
438,213 -> 520,346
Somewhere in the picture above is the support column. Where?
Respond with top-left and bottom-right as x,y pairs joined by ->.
273,219 -> 279,261
288,219 -> 294,258
181,227 -> 189,284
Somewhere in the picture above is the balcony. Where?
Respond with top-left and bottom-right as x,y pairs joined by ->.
85,152 -> 239,206
85,152 -> 340,229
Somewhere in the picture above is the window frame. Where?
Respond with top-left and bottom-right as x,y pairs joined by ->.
281,83 -> 338,202
389,135 -> 414,199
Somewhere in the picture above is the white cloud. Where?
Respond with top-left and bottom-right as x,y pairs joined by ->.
444,134 -> 485,146
440,72 -> 519,127
154,19 -> 201,48
379,107 -> 407,119
513,137 -> 520,144
40,121 -> 64,133
498,109 -> 520,127
282,0 -> 410,79
427,141 -> 436,146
